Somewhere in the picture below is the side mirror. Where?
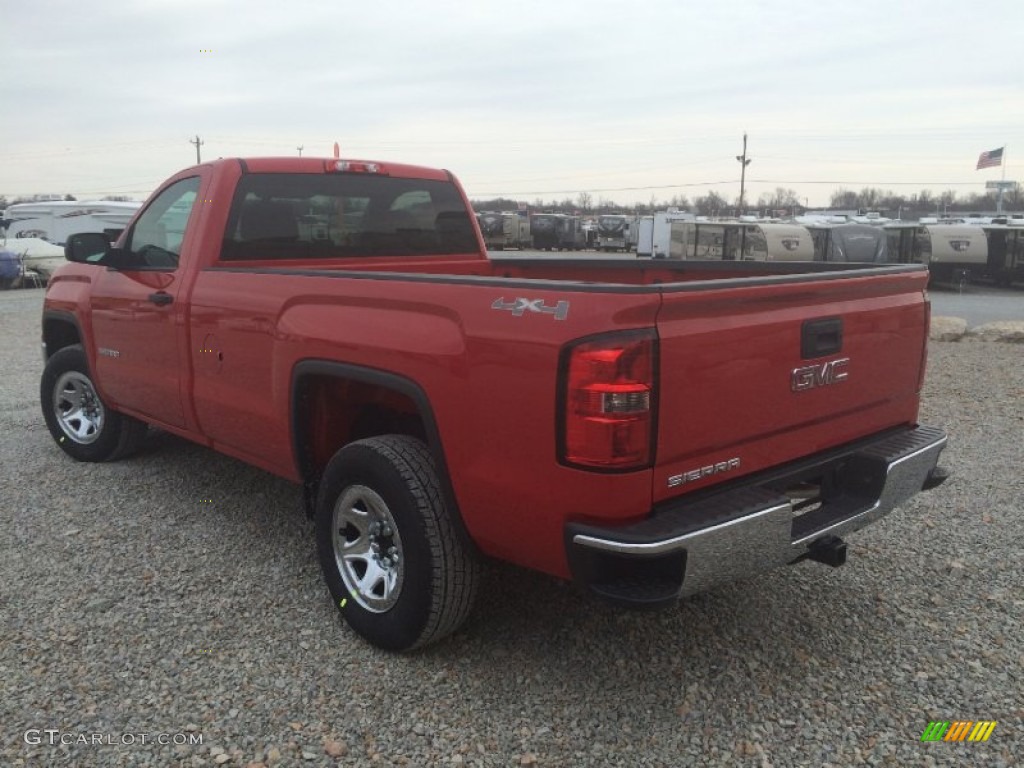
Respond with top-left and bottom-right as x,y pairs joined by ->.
65,232 -> 111,264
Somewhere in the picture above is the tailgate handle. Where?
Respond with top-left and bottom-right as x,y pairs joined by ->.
801,317 -> 843,359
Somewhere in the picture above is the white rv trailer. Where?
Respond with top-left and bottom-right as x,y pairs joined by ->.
668,221 -> 814,261
639,210 -> 697,258
884,221 -> 1023,286
916,225 -> 988,283
1,200 -> 141,245
635,216 -> 654,257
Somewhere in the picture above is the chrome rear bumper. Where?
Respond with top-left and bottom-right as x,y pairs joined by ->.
566,426 -> 948,607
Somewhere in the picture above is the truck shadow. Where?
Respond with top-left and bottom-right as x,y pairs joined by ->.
122,428 -> 884,723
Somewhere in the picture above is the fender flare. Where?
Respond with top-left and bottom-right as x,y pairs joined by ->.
290,360 -> 473,548
41,310 -> 87,361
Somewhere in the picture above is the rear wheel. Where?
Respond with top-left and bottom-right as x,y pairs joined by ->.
315,435 -> 479,651
41,345 -> 148,462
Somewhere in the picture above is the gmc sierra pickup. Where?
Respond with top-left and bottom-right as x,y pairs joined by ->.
41,157 -> 948,651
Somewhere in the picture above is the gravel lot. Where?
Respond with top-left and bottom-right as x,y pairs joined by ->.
1,287 -> 1021,767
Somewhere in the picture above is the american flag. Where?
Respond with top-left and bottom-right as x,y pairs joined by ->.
976,147 -> 1004,170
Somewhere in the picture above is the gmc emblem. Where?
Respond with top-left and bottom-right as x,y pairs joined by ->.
791,357 -> 849,391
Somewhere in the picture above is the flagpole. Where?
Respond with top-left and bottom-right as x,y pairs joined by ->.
997,144 -> 1007,214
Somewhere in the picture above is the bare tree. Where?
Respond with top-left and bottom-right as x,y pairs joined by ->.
576,191 -> 593,212
694,192 -> 727,216
830,188 -> 859,209
757,187 -> 801,209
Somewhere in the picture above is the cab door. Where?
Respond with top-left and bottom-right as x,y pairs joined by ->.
89,175 -> 202,429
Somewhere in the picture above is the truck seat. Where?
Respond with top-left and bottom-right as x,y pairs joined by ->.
239,201 -> 299,242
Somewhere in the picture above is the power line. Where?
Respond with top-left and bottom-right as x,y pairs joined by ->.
475,177 -> 1003,197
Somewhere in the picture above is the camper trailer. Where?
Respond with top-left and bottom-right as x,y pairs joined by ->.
915,225 -> 988,285
595,214 -> 637,252
635,216 -> 654,257
883,223 -> 922,265
2,200 -> 141,245
981,223 -> 1024,286
669,221 -> 814,261
478,211 -> 531,250
805,223 -> 891,263
530,213 -> 585,251
558,215 -> 586,250
644,211 -> 697,259
530,214 -> 562,250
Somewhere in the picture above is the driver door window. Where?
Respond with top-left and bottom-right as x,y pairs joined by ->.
126,177 -> 201,269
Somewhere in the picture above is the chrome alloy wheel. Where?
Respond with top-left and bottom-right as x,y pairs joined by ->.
332,485 -> 405,613
53,371 -> 105,445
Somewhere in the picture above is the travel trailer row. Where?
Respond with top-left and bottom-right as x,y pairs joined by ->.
642,218 -> 1024,287
475,212 -> 589,251
5,197 -> 1019,287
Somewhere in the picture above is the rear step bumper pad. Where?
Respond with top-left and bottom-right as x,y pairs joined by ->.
567,425 -> 947,605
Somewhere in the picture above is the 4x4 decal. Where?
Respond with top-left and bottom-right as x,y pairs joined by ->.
491,297 -> 569,321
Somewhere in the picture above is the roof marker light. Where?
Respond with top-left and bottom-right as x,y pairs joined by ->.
327,160 -> 381,174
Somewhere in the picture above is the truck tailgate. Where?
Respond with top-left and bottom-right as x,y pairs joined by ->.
652,269 -> 929,504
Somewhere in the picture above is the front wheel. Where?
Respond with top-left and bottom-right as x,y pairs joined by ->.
41,345 -> 148,462
315,435 -> 479,651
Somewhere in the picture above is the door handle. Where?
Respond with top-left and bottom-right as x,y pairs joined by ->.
148,292 -> 173,306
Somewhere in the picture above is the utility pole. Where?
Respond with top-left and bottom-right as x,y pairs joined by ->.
189,135 -> 204,164
736,133 -> 752,216
297,145 -> 304,157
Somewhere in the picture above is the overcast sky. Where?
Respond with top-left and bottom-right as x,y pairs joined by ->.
3,0 -> 1021,206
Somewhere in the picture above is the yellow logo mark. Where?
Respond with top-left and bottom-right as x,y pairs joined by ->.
944,721 -> 997,742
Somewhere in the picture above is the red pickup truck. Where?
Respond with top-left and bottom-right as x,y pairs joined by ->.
41,157 -> 948,651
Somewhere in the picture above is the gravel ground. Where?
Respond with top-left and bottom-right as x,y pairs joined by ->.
1,287 -> 1021,768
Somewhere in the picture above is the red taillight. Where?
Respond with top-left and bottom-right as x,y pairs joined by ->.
561,330 -> 657,470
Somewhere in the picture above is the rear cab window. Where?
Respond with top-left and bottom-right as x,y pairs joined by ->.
220,173 -> 477,261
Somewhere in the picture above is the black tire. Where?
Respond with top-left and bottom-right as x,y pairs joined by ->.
41,345 -> 148,462
315,435 -> 479,651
